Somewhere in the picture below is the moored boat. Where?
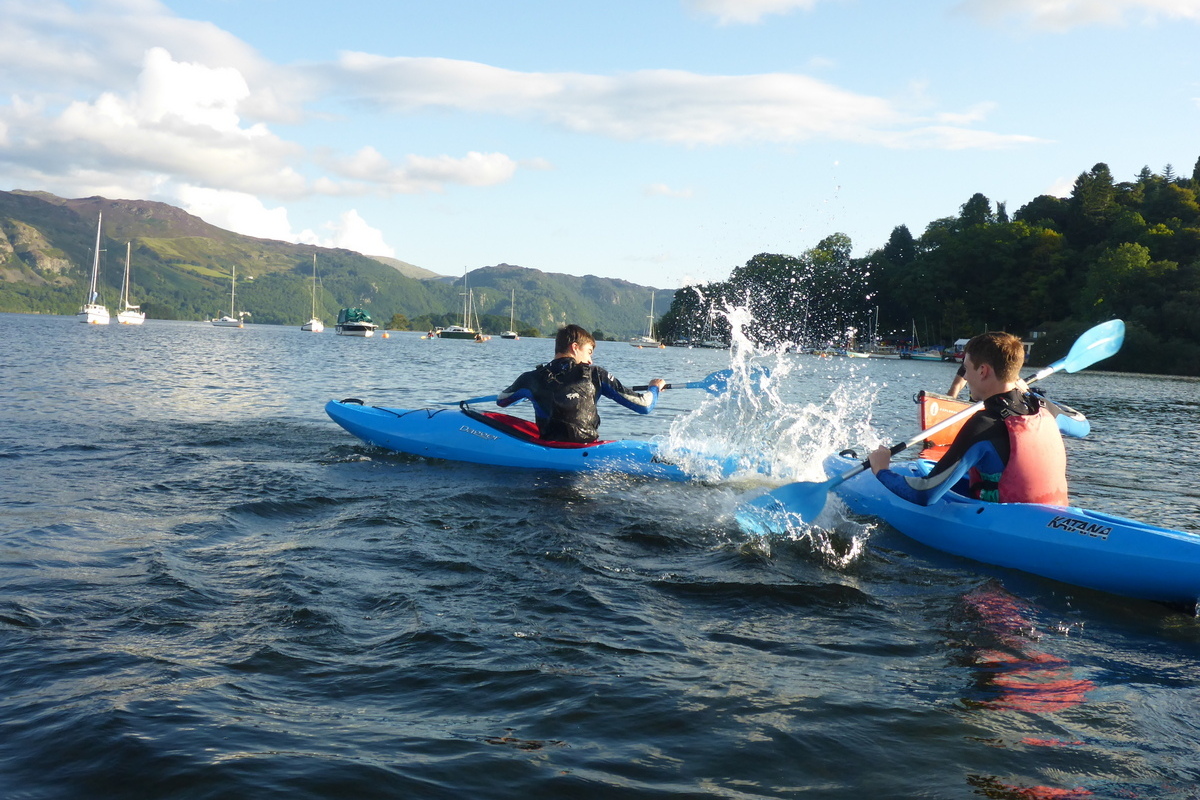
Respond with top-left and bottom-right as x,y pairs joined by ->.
439,278 -> 486,339
325,399 -> 733,481
500,288 -> 519,339
115,242 -> 145,325
212,265 -> 247,327
629,291 -> 663,347
77,213 -> 110,325
821,452 -> 1200,605
335,308 -> 377,337
301,254 -> 324,332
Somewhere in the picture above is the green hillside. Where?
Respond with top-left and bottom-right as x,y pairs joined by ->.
0,191 -> 668,337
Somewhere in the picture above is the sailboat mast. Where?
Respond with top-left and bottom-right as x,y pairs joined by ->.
231,265 -> 237,317
312,254 -> 318,317
89,212 -> 103,302
121,242 -> 131,307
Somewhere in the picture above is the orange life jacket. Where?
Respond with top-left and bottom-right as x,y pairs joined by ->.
997,408 -> 1068,505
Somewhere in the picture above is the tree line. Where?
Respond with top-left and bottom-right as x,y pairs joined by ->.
658,158 -> 1200,376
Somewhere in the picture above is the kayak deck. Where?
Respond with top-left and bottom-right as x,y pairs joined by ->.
325,399 -> 726,481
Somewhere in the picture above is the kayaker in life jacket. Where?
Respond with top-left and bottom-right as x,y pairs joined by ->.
868,331 -> 1069,506
497,324 -> 665,443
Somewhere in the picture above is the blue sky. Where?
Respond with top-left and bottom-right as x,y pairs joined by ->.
2,0 -> 1198,289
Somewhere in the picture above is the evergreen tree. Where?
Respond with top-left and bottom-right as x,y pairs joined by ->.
958,193 -> 993,228
882,225 -> 916,265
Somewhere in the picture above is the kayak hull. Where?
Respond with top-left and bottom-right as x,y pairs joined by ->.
326,400 -> 702,480
825,454 -> 1200,605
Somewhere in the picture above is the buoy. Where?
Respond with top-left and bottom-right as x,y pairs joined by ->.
382,332 -> 390,338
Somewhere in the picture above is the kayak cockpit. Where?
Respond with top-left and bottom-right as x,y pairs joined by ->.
459,404 -> 612,449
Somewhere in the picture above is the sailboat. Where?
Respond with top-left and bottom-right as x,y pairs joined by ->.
439,274 -> 488,340
76,213 -> 110,325
301,254 -> 324,332
115,242 -> 146,325
900,320 -> 941,360
212,265 -> 247,327
629,291 -> 663,347
500,289 -> 519,339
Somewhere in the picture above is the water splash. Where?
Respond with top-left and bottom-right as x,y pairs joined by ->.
656,304 -> 885,565
660,304 -> 881,484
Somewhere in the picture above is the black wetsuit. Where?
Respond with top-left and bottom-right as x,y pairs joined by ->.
498,357 -> 659,443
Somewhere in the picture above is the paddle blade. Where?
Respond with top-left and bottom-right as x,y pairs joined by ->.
694,366 -> 771,394
1059,319 -> 1125,373
638,366 -> 772,394
735,477 -> 839,535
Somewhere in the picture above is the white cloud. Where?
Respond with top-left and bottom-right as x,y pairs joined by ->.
956,0 -> 1200,30
176,185 -> 295,240
318,209 -> 396,257
682,0 -> 824,25
1,47 -> 308,198
327,147 -> 518,193
1047,176 -> 1077,197
333,55 -> 1036,149
173,187 -> 395,257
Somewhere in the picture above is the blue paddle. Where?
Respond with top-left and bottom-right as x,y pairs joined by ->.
737,320 -> 1125,532
449,366 -> 770,406
633,366 -> 770,394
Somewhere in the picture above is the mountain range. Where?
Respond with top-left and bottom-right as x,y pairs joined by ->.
0,190 -> 668,337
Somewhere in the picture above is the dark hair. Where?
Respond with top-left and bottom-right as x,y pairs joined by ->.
964,331 -> 1024,382
555,324 -> 595,354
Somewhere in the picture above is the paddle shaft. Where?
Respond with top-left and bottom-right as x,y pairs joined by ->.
451,367 -> 767,405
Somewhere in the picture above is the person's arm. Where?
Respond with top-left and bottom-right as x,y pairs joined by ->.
598,369 -> 661,414
869,415 -> 1000,506
497,373 -> 547,417
947,365 -> 967,398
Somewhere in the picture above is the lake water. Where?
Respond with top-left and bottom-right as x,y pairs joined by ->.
2,312 -> 1199,799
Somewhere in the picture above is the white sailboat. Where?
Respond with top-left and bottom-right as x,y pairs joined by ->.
115,242 -> 146,325
629,291 -> 662,347
500,289 -> 519,339
76,213 -> 110,325
212,265 -> 247,327
301,254 -> 324,332
439,275 -> 488,340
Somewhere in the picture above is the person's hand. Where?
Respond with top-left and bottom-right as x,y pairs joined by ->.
649,378 -> 666,389
868,445 -> 892,474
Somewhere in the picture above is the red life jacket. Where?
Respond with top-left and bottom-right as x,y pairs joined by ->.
997,408 -> 1068,505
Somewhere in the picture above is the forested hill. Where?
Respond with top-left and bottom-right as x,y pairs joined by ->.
0,191 -> 665,338
660,159 -> 1200,376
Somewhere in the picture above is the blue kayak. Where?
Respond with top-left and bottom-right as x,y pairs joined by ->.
325,399 -> 731,481
817,453 -> 1200,605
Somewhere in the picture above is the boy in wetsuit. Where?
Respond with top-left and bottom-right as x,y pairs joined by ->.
497,325 -> 666,444
868,331 -> 1069,506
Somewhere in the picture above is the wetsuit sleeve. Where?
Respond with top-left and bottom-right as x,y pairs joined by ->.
496,388 -> 533,408
596,368 -> 660,415
875,414 -> 1001,506
498,371 -> 546,416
